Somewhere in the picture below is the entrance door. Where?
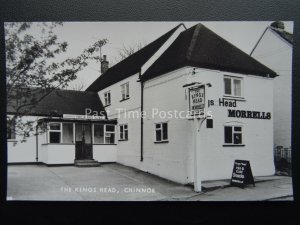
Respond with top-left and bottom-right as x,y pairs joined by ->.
75,124 -> 93,160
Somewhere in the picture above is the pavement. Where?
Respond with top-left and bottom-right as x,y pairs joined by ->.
6,163 -> 294,201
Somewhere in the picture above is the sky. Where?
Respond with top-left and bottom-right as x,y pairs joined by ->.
11,21 -> 294,90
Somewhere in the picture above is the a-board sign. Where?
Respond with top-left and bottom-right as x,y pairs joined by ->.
231,160 -> 255,188
189,85 -> 205,115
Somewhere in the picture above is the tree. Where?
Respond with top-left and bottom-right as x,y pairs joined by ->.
5,22 -> 107,142
111,41 -> 147,65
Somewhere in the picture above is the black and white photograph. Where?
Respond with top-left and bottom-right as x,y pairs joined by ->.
5,21 -> 294,201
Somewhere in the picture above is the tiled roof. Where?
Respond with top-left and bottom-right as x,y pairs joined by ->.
7,88 -> 105,117
270,26 -> 293,45
86,24 -> 183,92
86,23 -> 277,92
141,24 -> 277,81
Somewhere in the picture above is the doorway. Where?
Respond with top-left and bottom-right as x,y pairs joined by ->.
75,123 -> 93,160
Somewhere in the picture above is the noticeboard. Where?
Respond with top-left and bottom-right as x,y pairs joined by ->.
189,86 -> 205,115
231,160 -> 255,188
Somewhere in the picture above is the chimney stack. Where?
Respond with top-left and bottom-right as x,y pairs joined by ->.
101,55 -> 109,74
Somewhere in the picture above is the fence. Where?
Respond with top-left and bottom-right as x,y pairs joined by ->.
274,146 -> 292,176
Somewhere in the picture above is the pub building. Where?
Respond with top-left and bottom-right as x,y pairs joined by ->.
8,23 -> 278,191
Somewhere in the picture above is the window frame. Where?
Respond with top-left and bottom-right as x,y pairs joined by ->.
104,91 -> 111,106
223,75 -> 244,98
223,125 -> 244,146
154,122 -> 169,143
7,119 -> 16,141
119,124 -> 128,141
104,124 -> 116,144
48,122 -> 62,144
120,82 -> 130,101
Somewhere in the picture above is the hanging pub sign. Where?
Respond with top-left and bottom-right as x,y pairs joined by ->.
231,160 -> 255,188
189,85 -> 205,115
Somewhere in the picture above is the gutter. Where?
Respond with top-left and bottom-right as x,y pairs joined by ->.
35,124 -> 39,162
139,70 -> 144,162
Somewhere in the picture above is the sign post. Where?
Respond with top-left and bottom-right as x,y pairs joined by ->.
231,160 -> 255,188
188,85 -> 206,192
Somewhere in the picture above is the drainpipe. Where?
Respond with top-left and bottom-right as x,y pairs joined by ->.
139,70 -> 144,162
35,124 -> 39,162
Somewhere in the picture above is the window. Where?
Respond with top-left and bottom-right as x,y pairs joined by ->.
105,125 -> 115,144
155,122 -> 168,142
48,123 -> 62,143
48,122 -> 74,144
224,125 -> 243,145
224,76 -> 243,97
119,124 -> 128,141
121,82 -> 129,100
7,120 -> 16,140
104,91 -> 111,106
93,124 -> 115,144
62,123 -> 74,143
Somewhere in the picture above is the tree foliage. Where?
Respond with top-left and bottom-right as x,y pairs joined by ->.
5,22 -> 107,142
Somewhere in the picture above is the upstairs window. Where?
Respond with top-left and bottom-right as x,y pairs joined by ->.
119,124 -> 128,141
104,91 -> 111,106
224,76 -> 243,97
155,122 -> 168,143
224,125 -> 243,145
121,82 -> 129,100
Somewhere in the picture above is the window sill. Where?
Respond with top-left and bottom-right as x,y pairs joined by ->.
118,139 -> 128,142
42,143 -> 75,145
120,97 -> 130,102
154,140 -> 169,144
223,144 -> 245,147
223,96 -> 246,101
7,139 -> 17,142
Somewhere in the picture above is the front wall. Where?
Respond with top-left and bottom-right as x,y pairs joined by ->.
188,68 -> 275,181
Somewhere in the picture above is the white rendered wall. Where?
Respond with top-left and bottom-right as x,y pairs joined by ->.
7,116 -> 43,163
186,67 -> 275,181
251,28 -> 292,148
98,73 -> 144,169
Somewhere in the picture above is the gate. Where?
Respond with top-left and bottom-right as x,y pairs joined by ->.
274,146 -> 292,176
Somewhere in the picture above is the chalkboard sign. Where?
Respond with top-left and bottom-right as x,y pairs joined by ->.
231,160 -> 255,188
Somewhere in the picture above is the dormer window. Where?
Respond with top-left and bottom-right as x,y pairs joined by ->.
224,76 -> 243,98
104,91 -> 111,106
121,82 -> 129,101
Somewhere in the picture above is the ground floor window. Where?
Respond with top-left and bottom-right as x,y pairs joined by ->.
7,119 -> 16,140
155,122 -> 168,142
46,122 -> 115,145
119,124 -> 128,141
224,125 -> 243,145
93,124 -> 116,144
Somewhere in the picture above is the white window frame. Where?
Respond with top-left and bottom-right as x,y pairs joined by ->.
119,124 -> 128,141
104,124 -> 116,144
121,82 -> 130,100
104,91 -> 111,106
224,75 -> 243,98
47,122 -> 75,144
223,125 -> 243,146
48,122 -> 62,144
154,122 -> 168,142
7,119 -> 16,141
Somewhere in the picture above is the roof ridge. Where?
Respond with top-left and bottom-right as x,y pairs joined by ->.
186,23 -> 203,61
